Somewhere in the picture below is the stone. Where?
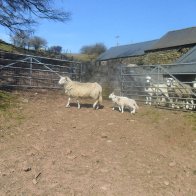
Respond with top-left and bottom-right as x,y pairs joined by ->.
164,181 -> 169,186
169,161 -> 176,167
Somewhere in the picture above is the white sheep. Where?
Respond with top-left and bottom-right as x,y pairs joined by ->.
145,76 -> 169,106
58,76 -> 102,109
166,78 -> 195,110
109,92 -> 139,114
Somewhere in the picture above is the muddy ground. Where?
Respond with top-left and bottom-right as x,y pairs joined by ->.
0,90 -> 196,196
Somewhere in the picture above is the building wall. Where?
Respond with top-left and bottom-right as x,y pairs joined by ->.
105,46 -> 191,66
87,46 -> 193,97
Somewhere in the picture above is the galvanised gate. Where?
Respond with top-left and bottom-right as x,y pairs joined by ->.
0,51 -> 82,89
120,63 -> 196,111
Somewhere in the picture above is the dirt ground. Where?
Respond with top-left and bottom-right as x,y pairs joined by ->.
0,90 -> 196,196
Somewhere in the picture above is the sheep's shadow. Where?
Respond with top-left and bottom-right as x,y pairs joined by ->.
69,103 -> 104,109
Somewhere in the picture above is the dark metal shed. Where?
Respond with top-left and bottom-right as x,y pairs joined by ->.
146,27 -> 196,51
97,40 -> 158,61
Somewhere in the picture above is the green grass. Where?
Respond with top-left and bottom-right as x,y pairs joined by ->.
0,91 -> 25,131
0,42 -> 15,52
138,106 -> 163,123
0,90 -> 15,111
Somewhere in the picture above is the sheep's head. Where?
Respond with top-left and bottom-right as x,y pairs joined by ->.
58,76 -> 66,85
109,92 -> 115,99
58,76 -> 71,85
146,76 -> 151,83
166,78 -> 174,87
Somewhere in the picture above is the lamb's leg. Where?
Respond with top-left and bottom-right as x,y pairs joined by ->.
77,100 -> 80,109
112,103 -> 116,110
66,97 -> 71,107
131,107 -> 136,114
121,106 -> 124,113
118,106 -> 121,112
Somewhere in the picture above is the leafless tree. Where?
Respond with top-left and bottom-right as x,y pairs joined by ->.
0,0 -> 71,34
48,45 -> 62,54
80,43 -> 107,56
10,31 -> 31,48
29,36 -> 47,50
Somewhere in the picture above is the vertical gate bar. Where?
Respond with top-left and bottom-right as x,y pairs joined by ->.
120,65 -> 122,96
80,63 -> 82,82
156,65 -> 160,106
30,57 -> 32,87
120,64 -> 124,96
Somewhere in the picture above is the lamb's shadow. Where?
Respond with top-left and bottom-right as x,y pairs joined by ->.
112,107 -> 132,113
70,103 -> 104,109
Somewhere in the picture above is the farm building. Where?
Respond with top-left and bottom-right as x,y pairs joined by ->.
93,27 -> 196,110
96,26 -> 196,66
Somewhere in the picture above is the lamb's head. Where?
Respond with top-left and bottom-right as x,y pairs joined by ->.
58,76 -> 71,85
109,92 -> 115,99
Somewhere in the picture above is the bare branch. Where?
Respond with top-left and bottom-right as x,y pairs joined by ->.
0,0 -> 71,34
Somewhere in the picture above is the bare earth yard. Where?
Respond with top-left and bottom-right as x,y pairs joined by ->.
0,91 -> 196,196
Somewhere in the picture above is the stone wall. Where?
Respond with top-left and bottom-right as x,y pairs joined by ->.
105,46 -> 191,66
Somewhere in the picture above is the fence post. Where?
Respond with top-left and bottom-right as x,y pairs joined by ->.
120,64 -> 123,96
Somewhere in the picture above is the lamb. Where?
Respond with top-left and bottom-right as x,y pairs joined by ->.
109,92 -> 139,114
58,76 -> 102,109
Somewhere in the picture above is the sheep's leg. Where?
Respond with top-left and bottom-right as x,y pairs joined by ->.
66,97 -> 71,107
149,97 -> 152,105
186,99 -> 194,110
118,106 -> 121,112
93,100 -> 98,109
190,99 -> 195,110
145,96 -> 148,104
146,96 -> 151,105
77,100 -> 80,109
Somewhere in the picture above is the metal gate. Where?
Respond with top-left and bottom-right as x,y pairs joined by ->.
0,52 -> 82,89
121,63 -> 196,111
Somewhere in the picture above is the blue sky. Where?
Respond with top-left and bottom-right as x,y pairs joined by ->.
0,0 -> 196,53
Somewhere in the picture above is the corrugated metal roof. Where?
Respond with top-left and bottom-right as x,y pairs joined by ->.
147,27 -> 196,51
97,40 -> 158,61
165,63 -> 196,73
176,45 -> 196,63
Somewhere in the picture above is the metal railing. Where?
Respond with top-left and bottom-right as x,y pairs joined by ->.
120,63 -> 196,111
0,53 -> 82,89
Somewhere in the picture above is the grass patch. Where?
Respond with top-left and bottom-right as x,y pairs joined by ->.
184,112 -> 196,131
0,90 -> 16,111
0,91 -> 25,133
139,107 -> 162,123
0,42 -> 15,52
